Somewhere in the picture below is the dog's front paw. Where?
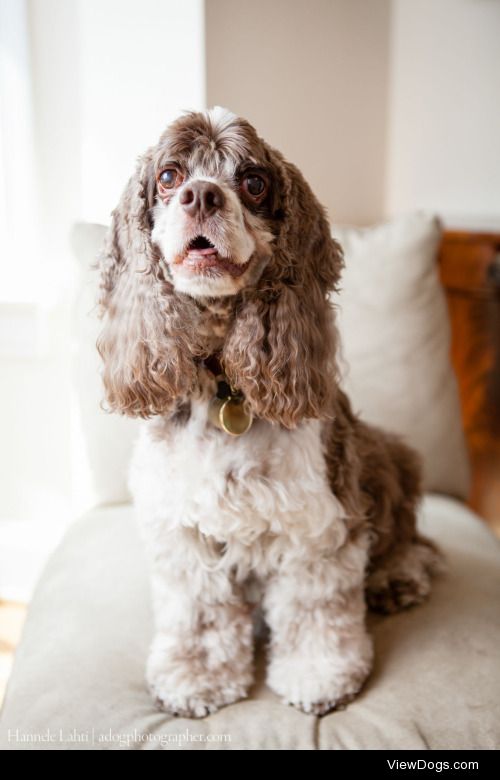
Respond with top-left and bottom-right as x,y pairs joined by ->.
150,674 -> 249,719
267,635 -> 373,716
146,628 -> 254,718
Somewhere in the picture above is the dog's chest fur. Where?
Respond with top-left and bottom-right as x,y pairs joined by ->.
130,403 -> 347,580
129,299 -> 347,580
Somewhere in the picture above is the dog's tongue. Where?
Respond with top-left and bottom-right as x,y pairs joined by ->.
187,247 -> 218,256
184,248 -> 220,270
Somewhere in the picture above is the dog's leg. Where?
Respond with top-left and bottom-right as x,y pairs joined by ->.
361,431 -> 444,614
145,526 -> 254,718
263,534 -> 373,716
366,536 -> 443,614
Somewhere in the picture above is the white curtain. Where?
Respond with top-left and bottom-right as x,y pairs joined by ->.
0,0 -> 39,302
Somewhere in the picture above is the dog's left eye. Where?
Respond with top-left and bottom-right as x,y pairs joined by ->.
242,174 -> 267,199
158,168 -> 184,192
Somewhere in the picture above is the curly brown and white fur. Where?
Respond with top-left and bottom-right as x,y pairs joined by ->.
97,107 -> 442,718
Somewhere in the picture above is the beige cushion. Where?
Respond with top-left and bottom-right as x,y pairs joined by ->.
1,496 -> 499,750
334,213 -> 469,500
71,214 -> 469,508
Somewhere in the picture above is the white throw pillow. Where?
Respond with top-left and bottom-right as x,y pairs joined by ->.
333,212 -> 469,499
71,223 -> 138,510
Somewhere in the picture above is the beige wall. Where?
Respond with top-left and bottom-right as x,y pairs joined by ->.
386,0 -> 500,220
207,0 -> 391,225
207,0 -> 500,224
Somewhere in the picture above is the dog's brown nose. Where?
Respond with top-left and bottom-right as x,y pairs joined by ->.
179,181 -> 225,219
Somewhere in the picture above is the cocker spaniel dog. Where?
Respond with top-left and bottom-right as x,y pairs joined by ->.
97,107 -> 441,718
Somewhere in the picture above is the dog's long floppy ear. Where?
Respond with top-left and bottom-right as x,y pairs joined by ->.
223,154 -> 343,429
97,151 -> 198,418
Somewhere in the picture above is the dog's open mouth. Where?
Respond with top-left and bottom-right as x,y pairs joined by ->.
184,235 -> 219,270
182,235 -> 251,277
188,235 -> 217,253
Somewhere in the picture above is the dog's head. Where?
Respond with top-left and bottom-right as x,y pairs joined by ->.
151,106 -> 278,299
98,107 -> 343,426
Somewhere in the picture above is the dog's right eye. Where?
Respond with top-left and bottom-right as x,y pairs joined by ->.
158,168 -> 184,192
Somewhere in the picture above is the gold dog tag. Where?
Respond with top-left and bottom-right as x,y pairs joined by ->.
219,397 -> 253,436
207,375 -> 253,436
